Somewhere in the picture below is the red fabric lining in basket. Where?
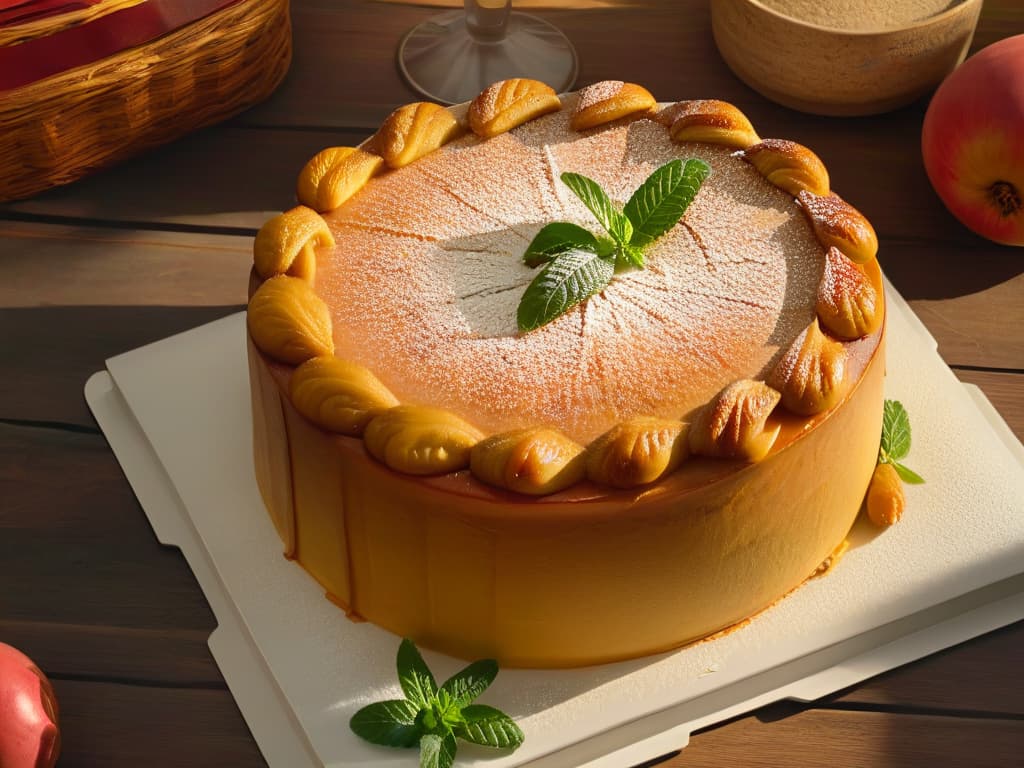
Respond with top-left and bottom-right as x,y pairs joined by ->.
1,0 -> 242,91
0,1 -> 98,26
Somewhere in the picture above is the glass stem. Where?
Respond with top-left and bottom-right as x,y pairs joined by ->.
464,0 -> 511,43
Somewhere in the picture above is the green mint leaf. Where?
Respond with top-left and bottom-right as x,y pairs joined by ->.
397,638 -> 437,708
456,704 -> 525,751
419,731 -> 458,768
617,211 -> 633,245
417,695 -> 465,734
881,400 -> 912,462
524,222 -> 599,266
354,639 -> 524,762
623,158 -> 711,248
440,658 -> 498,709
350,699 -> 422,748
442,706 -> 466,728
517,248 -> 614,332
432,690 -> 467,729
560,171 -> 633,245
595,237 -> 617,259
621,244 -> 646,269
892,461 -> 925,485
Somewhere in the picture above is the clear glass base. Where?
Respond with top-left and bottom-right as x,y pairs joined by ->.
397,11 -> 579,105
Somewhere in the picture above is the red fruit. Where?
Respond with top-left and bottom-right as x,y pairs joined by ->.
0,642 -> 60,768
922,34 -> 1024,246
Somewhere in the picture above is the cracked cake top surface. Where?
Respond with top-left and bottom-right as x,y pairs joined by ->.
315,97 -> 825,443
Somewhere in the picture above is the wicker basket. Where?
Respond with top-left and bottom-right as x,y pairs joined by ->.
0,0 -> 291,202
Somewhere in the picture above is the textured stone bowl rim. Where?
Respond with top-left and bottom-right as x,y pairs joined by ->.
741,0 -> 981,37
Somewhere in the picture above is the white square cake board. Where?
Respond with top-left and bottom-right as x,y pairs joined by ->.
85,283 -> 1024,768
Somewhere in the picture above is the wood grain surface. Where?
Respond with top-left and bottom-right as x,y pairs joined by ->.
1,1 -> 1022,767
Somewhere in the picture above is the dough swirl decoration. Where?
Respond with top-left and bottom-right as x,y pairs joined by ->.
660,99 -> 761,149
470,427 -> 586,495
688,379 -> 782,462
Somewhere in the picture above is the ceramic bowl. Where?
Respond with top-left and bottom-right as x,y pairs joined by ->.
710,0 -> 983,116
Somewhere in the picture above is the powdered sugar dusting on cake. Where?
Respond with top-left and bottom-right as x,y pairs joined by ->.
318,107 -> 824,442
335,159 -> 513,241
418,133 -> 563,238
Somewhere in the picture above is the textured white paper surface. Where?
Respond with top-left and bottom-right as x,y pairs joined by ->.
89,285 -> 1024,768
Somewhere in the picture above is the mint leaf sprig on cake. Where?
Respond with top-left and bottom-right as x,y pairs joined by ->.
517,158 -> 711,332
350,638 -> 523,768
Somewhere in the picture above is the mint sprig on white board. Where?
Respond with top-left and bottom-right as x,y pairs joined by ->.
879,399 -> 925,484
350,638 -> 523,768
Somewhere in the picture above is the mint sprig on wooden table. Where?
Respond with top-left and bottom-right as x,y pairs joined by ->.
350,638 -> 523,768
517,157 -> 711,332
879,399 -> 925,484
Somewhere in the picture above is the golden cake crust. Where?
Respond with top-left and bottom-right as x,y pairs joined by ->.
245,80 -> 886,666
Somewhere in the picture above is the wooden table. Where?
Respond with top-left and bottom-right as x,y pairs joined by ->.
2,2 -> 1022,765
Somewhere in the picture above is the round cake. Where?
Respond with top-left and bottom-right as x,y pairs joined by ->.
246,79 -> 886,667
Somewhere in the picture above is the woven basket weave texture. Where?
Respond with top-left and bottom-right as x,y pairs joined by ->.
0,0 -> 292,202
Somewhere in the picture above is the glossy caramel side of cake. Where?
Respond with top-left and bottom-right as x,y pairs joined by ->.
249,325 -> 883,666
246,80 -> 887,666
